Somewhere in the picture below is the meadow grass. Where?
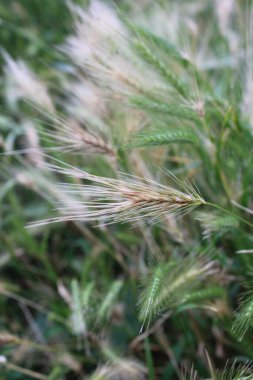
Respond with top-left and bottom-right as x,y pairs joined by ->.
1,1 -> 253,379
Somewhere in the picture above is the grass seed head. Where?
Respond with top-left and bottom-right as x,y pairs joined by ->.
30,162 -> 205,227
4,54 -> 54,112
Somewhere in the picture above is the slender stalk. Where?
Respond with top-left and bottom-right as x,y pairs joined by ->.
206,202 -> 253,229
3,362 -> 47,380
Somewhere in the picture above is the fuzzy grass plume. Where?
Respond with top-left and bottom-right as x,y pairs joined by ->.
138,254 -> 217,330
28,162 -> 206,227
232,290 -> 253,342
2,0 -> 253,379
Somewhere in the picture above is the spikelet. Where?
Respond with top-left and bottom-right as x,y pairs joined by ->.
138,255 -> 217,330
124,127 -> 199,149
23,121 -> 44,167
216,360 -> 253,380
196,211 -> 239,239
40,117 -> 115,158
232,290 -> 253,341
28,161 -> 205,227
87,358 -> 146,380
4,54 -> 54,112
62,0 -> 166,98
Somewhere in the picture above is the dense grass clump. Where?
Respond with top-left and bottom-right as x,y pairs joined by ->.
1,1 -> 253,379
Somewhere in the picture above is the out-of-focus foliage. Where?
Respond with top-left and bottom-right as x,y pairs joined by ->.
1,1 -> 253,379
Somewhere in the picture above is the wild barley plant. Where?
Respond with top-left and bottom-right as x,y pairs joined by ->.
1,0 -> 253,378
